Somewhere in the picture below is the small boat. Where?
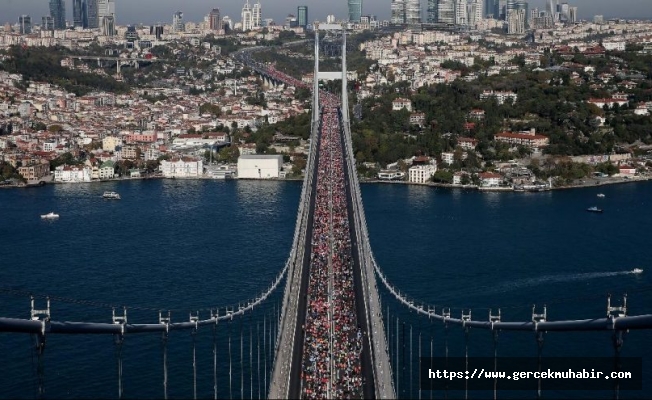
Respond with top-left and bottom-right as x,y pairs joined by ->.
586,206 -> 603,213
41,212 -> 59,219
632,268 -> 644,274
597,193 -> 605,198
102,191 -> 121,200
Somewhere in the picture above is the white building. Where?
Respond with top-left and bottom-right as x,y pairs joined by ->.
392,98 -> 412,111
54,165 -> 92,183
241,1 -> 253,31
408,164 -> 437,184
441,152 -> 454,165
237,155 -> 283,179
99,161 -> 115,179
160,157 -> 204,178
455,0 -> 468,26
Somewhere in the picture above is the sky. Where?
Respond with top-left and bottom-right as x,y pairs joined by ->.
1,0 -> 651,27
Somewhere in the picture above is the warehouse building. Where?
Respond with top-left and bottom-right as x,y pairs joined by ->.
237,155 -> 284,179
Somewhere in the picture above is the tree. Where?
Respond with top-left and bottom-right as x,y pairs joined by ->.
432,170 -> 453,183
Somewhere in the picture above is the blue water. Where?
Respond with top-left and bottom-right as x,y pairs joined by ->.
1,179 -> 651,398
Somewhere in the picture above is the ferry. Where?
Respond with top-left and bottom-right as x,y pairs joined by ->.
41,212 -> 59,219
597,193 -> 605,198
102,191 -> 121,200
632,268 -> 644,274
586,206 -> 603,213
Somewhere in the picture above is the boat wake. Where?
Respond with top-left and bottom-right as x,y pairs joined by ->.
482,270 -> 642,295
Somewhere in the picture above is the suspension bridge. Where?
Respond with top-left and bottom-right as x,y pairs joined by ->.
1,24 -> 652,399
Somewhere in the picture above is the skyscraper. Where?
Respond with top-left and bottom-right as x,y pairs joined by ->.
348,0 -> 363,23
49,0 -> 66,30
42,16 -> 55,31
87,0 -> 99,29
297,6 -> 308,28
173,11 -> 185,32
209,8 -> 222,31
405,0 -> 421,24
455,0 -> 468,25
437,0 -> 455,24
391,0 -> 405,24
427,0 -> 437,22
507,8 -> 525,33
252,1 -> 262,28
468,0 -> 484,27
73,0 -> 84,27
241,1 -> 253,30
19,15 -> 32,34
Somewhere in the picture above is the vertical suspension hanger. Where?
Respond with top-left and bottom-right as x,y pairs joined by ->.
410,324 -> 413,399
112,307 -> 127,400
257,320 -> 261,399
443,307 -> 450,398
240,305 -> 244,400
462,310 -> 471,400
190,311 -> 199,400
489,308 -> 501,400
607,294 -> 627,400
418,329 -> 422,400
428,306 -> 435,399
249,311 -> 253,400
211,309 -> 219,400
226,307 -> 234,400
30,296 -> 50,399
532,304 -> 547,400
159,310 -> 171,400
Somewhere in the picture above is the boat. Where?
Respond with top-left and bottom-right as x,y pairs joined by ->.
597,193 -> 605,198
102,191 -> 121,200
41,212 -> 59,219
586,206 -> 603,213
632,268 -> 644,274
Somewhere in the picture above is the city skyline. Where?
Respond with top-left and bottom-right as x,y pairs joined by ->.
1,0 -> 652,27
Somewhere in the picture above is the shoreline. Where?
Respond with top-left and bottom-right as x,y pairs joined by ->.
2,174 -> 650,192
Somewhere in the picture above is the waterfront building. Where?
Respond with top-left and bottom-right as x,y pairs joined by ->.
18,162 -> 50,181
209,8 -> 222,31
237,155 -> 283,179
297,6 -> 308,28
19,15 -> 32,34
173,11 -> 185,33
348,0 -> 363,23
54,165 -> 92,183
99,161 -> 115,179
161,158 -> 204,178
408,163 -> 437,184
49,0 -> 66,30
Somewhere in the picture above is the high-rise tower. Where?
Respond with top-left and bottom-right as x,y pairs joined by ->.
209,8 -> 222,31
241,1 -> 253,30
73,0 -> 84,27
173,11 -> 185,32
427,0 -> 437,22
297,6 -> 308,28
87,0 -> 99,29
252,1 -> 262,28
49,0 -> 66,30
348,0 -> 363,22
437,0 -> 455,24
19,15 -> 32,34
405,0 -> 421,24
391,0 -> 405,24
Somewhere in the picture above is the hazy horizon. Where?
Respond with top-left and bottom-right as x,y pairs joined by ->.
1,0 -> 651,27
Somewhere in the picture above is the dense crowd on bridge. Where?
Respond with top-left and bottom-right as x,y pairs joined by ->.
301,93 -> 363,399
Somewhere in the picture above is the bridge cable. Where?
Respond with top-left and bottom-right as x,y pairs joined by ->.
241,314 -> 244,400
29,334 -> 37,398
191,312 -> 198,400
490,308 -> 501,400
444,317 -> 450,398
430,319 -> 434,400
228,317 -> 233,400
396,316 -> 399,396
264,313 -> 267,398
418,331 -> 422,400
212,310 -> 218,400
410,324 -> 413,399
402,321 -> 406,398
114,333 -> 125,399
257,321 -> 261,399
33,333 -> 46,399
160,311 -> 170,400
464,325 -> 470,400
250,313 -> 253,400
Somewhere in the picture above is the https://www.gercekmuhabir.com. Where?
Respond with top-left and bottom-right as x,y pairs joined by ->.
419,357 -> 643,391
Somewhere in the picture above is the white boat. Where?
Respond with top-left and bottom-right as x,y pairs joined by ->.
597,193 -> 605,198
632,268 -> 644,274
41,212 -> 59,219
102,191 -> 121,200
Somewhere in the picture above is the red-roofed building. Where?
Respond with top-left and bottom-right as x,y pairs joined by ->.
458,137 -> 478,150
478,172 -> 502,187
494,130 -> 549,148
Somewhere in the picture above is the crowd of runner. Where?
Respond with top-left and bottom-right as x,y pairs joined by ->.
301,94 -> 363,399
